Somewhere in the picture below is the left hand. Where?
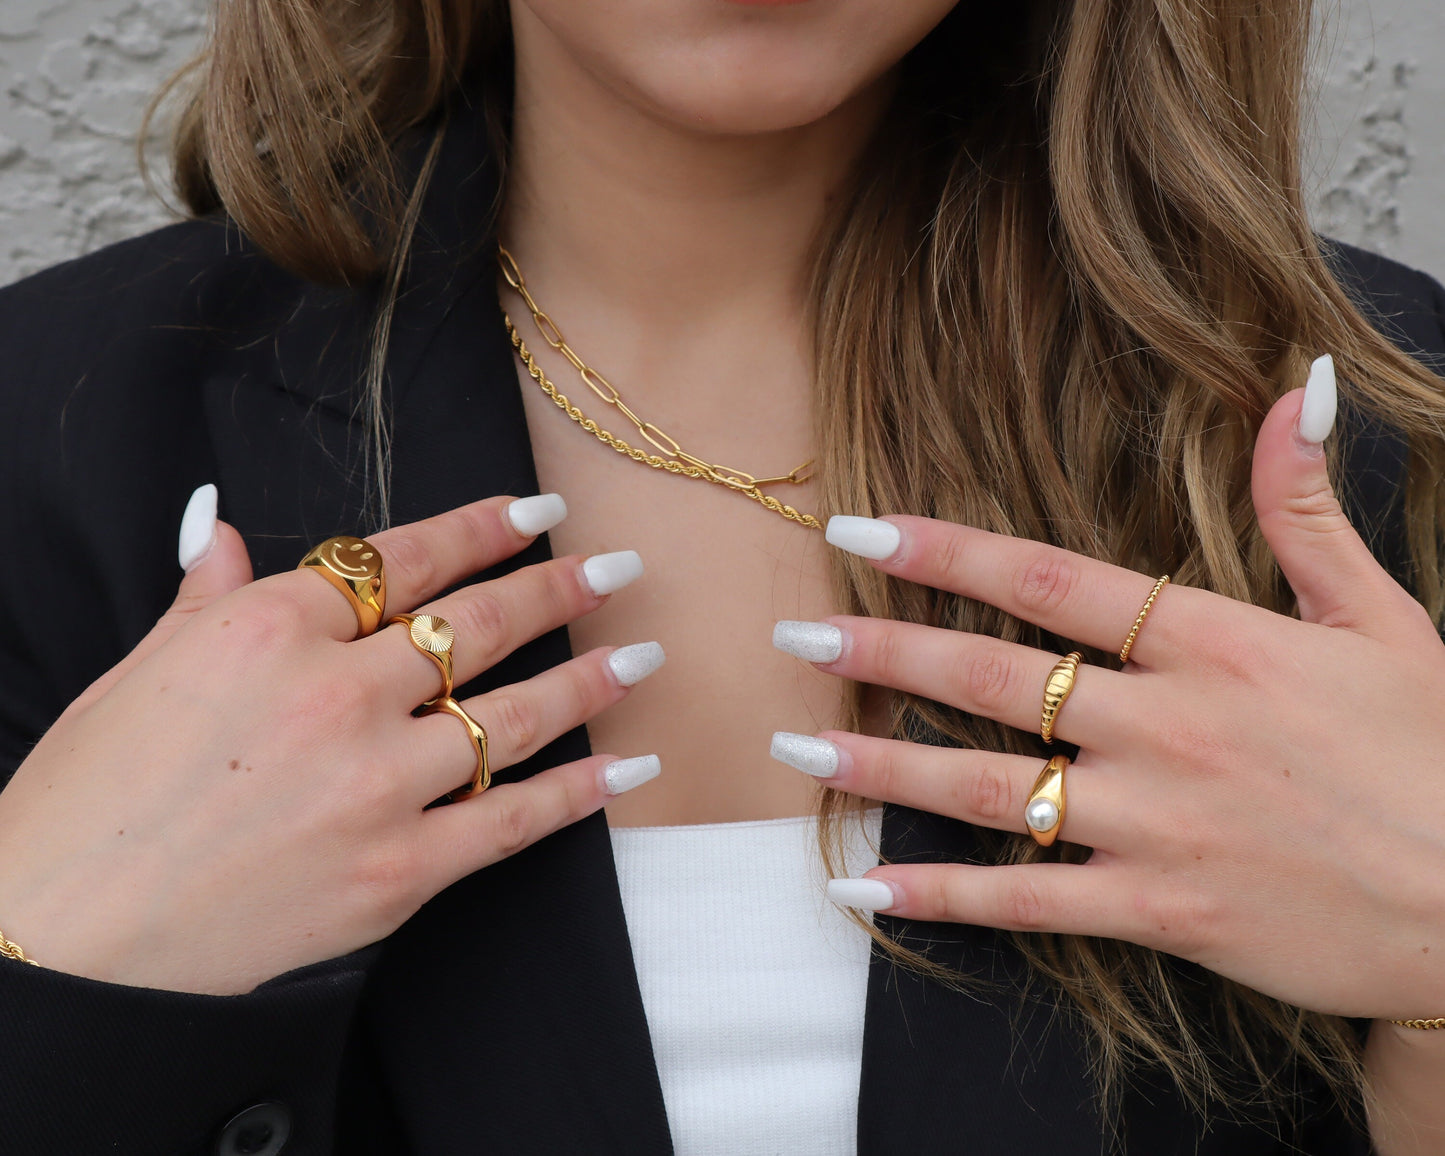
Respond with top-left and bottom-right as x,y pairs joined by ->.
776,364 -> 1445,1021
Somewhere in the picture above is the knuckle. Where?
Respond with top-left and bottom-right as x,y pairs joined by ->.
381,529 -> 438,594
955,646 -> 1017,715
452,589 -> 511,650
1138,880 -> 1218,957
1193,622 -> 1268,686
918,873 -> 956,923
488,693 -> 540,757
1002,876 -> 1050,930
230,593 -> 308,653
868,744 -> 908,802
353,841 -> 420,915
869,628 -> 906,685
957,762 -> 1015,823
931,529 -> 970,585
1014,551 -> 1079,618
484,794 -> 535,858
1156,713 -> 1237,775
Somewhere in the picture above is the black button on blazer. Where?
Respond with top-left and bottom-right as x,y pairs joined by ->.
1,83 -> 1440,1155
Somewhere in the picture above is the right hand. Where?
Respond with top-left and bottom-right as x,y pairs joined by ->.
0,492 -> 658,996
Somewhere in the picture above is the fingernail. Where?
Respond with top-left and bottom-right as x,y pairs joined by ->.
608,642 -> 666,687
1297,354 -> 1337,448
770,732 -> 840,778
825,515 -> 901,561
178,483 -> 219,572
582,550 -> 644,596
507,493 -> 568,537
604,754 -> 662,795
772,620 -> 843,664
826,878 -> 898,912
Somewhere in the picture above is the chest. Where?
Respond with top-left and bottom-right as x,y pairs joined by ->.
515,361 -> 844,825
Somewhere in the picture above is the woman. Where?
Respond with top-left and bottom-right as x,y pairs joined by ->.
1,0 -> 1444,1152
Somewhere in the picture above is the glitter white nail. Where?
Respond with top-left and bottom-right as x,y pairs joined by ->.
772,620 -> 843,664
178,483 -> 218,572
582,550 -> 644,596
770,732 -> 840,778
607,642 -> 666,687
506,493 -> 568,537
604,754 -> 662,796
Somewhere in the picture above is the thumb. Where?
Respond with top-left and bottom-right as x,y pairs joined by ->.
68,485 -> 254,714
167,483 -> 255,618
1251,354 -> 1397,633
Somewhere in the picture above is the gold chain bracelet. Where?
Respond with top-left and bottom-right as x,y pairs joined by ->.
0,927 -> 38,966
497,246 -> 823,531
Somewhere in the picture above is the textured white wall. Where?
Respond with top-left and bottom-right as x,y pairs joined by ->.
0,0 -> 1442,287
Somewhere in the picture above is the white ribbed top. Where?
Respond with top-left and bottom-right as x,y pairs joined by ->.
609,809 -> 882,1156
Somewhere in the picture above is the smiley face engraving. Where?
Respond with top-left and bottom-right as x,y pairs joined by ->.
323,536 -> 381,579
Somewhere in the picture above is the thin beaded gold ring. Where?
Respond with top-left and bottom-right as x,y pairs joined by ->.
1119,574 -> 1170,663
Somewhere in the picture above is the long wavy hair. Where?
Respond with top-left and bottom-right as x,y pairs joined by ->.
146,0 -> 1445,1131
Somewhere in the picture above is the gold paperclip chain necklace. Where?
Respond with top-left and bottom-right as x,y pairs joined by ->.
497,245 -> 823,531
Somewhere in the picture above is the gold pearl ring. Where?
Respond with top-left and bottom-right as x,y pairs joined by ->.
1025,754 -> 1070,846
387,613 -> 455,708
424,696 -> 491,801
1119,574 -> 1169,663
297,535 -> 387,637
1040,651 -> 1085,744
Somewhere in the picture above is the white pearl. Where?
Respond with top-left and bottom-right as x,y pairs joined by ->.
1025,798 -> 1059,832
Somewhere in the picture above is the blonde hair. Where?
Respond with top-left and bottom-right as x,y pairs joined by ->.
147,0 -> 1445,1128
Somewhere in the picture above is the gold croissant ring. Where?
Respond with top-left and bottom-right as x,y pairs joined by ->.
1040,651 -> 1085,744
425,696 -> 491,801
387,613 -> 455,708
1025,754 -> 1070,846
1119,574 -> 1169,663
297,535 -> 387,638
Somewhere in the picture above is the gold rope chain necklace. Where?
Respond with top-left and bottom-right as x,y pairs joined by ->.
497,245 -> 823,531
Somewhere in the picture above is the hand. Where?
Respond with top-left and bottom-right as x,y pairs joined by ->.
0,491 -> 664,996
773,361 -> 1445,1021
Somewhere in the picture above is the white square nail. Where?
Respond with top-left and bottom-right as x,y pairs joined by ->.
507,493 -> 568,537
772,620 -> 843,664
825,516 -> 901,561
582,550 -> 644,596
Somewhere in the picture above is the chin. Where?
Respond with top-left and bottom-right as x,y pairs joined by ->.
514,0 -> 960,136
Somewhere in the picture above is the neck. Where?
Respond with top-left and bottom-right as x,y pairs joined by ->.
499,9 -> 892,339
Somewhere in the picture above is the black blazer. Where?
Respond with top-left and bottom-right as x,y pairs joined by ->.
2,87 -> 1441,1156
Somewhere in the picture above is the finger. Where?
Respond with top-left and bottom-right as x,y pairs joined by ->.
782,616 -> 1141,750
69,486 -> 254,715
769,730 -> 1121,848
1251,357 -> 1423,637
408,643 -> 664,801
827,862 -> 1163,946
823,514 -> 1208,669
365,551 -> 644,707
291,493 -> 569,642
416,751 -> 661,892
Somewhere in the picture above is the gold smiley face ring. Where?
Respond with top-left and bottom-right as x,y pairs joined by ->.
297,535 -> 387,637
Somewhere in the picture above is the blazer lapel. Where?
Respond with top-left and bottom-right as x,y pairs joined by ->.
210,86 -> 674,1153
356,264 -> 673,1155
